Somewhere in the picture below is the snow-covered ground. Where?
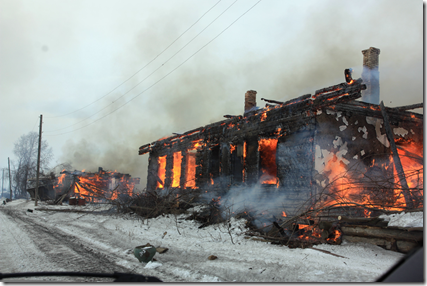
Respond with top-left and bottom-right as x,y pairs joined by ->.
0,198 -> 421,282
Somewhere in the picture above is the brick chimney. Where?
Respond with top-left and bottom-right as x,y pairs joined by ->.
361,47 -> 380,104
244,90 -> 257,114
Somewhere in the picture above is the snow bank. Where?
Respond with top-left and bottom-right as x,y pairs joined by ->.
380,211 -> 423,228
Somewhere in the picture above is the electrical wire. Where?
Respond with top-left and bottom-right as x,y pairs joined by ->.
45,0 -> 222,119
45,0 -> 262,137
45,0 -> 237,132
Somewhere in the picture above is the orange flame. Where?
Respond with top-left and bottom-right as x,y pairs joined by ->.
61,169 -> 136,202
172,152 -> 183,188
258,138 -> 279,185
319,140 -> 423,211
157,155 -> 167,189
184,141 -> 202,188
260,111 -> 267,122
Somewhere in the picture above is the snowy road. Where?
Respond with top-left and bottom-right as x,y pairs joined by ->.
0,199 -> 408,282
0,207 -> 132,282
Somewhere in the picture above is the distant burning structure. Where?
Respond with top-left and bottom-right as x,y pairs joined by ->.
31,167 -> 140,203
138,48 -> 423,219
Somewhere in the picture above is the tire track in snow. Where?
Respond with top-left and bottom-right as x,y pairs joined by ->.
2,209 -> 130,282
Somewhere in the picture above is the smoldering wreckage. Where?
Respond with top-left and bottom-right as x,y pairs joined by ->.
26,47 -> 423,257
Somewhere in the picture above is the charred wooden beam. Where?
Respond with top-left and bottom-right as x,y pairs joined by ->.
223,115 -> 242,119
380,101 -> 414,209
312,81 -> 366,108
261,94 -> 311,107
344,68 -> 353,83
282,94 -> 312,106
314,83 -> 347,98
341,225 -> 423,241
261,98 -> 284,105
392,103 -> 423,112
139,143 -> 151,155
313,78 -> 363,99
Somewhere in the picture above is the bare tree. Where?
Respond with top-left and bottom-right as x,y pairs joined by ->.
12,132 -> 53,198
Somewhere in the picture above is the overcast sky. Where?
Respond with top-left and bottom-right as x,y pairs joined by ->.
0,0 -> 423,188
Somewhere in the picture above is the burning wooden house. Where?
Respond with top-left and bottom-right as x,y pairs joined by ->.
46,167 -> 140,203
138,47 -> 423,220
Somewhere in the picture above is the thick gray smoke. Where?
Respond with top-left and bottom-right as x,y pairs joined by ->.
52,0 -> 422,189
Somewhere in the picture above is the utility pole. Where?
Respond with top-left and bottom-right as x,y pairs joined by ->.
8,157 -> 12,200
35,114 -> 43,206
1,168 -> 4,198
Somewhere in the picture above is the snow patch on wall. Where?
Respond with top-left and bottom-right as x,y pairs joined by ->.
342,117 -> 348,126
339,125 -> 347,131
333,136 -> 343,149
315,145 -> 334,173
337,142 -> 350,165
358,126 -> 368,139
315,138 -> 350,175
366,116 -> 390,147
393,127 -> 409,137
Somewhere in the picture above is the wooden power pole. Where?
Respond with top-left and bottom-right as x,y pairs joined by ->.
1,168 -> 4,198
8,157 -> 12,200
35,114 -> 43,206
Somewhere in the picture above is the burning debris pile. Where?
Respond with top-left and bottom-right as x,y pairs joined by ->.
52,167 -> 139,204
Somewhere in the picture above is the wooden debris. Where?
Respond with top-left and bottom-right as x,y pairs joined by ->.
208,255 -> 218,260
34,208 -> 94,213
337,216 -> 388,227
310,247 -> 348,259
392,102 -> 423,112
341,225 -> 423,241
156,247 -> 169,254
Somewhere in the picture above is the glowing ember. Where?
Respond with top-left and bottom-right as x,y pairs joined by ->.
260,111 -> 267,122
364,209 -> 372,218
281,211 -> 287,217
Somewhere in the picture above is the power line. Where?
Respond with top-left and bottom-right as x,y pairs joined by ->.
45,0 -> 222,119
45,0 -> 237,133
45,0 -> 262,137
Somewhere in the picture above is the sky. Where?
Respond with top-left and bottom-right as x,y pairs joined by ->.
0,0 -> 423,189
